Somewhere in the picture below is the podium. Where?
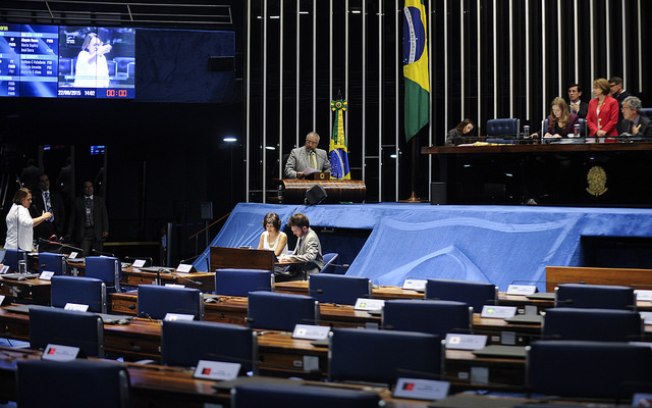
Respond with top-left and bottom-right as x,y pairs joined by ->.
277,179 -> 367,204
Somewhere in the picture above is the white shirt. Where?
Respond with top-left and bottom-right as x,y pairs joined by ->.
74,50 -> 110,88
5,203 -> 34,251
261,231 -> 288,255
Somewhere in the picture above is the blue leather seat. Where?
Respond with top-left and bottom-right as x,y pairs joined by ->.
4,248 -> 27,272
38,252 -> 67,275
329,328 -> 442,385
215,269 -> 273,297
85,256 -> 121,293
17,359 -> 130,408
231,381 -> 380,408
320,253 -> 341,274
383,299 -> 472,337
162,320 -> 255,373
247,291 -> 318,331
137,284 -> 204,320
29,306 -> 104,357
543,307 -> 642,341
486,118 -> 520,138
51,275 -> 107,313
527,340 -> 652,399
425,279 -> 497,311
639,108 -> 652,118
555,283 -> 635,310
309,274 -> 371,305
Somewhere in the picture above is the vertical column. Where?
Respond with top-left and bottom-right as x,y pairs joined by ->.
296,0 -> 301,146
378,0 -> 383,202
525,0 -> 530,121
492,0 -> 497,118
262,0 -> 268,202
279,0 -> 284,179
362,0 -> 367,182
395,0 -> 399,201
246,0 -> 252,201
541,0 -> 546,119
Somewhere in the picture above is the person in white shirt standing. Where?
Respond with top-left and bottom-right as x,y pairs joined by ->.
5,188 -> 52,251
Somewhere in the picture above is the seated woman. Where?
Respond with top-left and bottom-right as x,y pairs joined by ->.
544,97 -> 579,139
257,212 -> 288,257
446,119 -> 475,146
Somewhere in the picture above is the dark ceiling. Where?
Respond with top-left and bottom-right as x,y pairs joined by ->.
0,0 -> 237,29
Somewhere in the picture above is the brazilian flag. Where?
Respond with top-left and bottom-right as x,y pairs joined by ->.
329,99 -> 351,180
403,0 -> 430,141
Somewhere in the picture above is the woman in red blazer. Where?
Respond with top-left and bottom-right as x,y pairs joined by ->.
586,78 -> 620,137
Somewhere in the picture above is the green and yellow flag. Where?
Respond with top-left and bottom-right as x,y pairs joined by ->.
329,99 -> 351,179
403,0 -> 430,141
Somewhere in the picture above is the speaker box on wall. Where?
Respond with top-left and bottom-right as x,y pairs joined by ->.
430,182 -> 447,205
305,185 -> 328,205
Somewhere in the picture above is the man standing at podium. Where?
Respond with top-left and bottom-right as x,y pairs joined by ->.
284,131 -> 331,179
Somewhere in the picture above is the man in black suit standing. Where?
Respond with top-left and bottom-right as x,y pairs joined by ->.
67,180 -> 109,256
31,174 -> 66,246
568,84 -> 589,119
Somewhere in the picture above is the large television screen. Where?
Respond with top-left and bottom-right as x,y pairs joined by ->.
0,23 -> 135,99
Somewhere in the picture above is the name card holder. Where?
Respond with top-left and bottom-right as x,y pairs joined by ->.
640,312 -> 652,325
43,344 -> 79,361
164,283 -> 185,288
354,298 -> 385,311
39,271 -> 55,281
64,303 -> 89,312
193,360 -> 241,381
164,313 -> 194,322
0,265 -> 9,274
636,290 -> 652,302
506,284 -> 537,296
0,295 -> 5,306
402,279 -> 427,292
132,259 -> 146,268
176,263 -> 193,273
68,252 -> 79,259
445,334 -> 488,350
292,324 -> 330,341
393,378 -> 449,401
481,305 -> 517,319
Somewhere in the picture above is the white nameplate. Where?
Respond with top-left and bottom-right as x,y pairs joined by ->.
39,271 -> 55,281
164,283 -> 185,288
176,263 -> 193,273
0,295 -> 5,305
393,378 -> 449,401
164,313 -> 195,322
64,303 -> 89,312
43,344 -> 79,361
640,312 -> 652,325
132,259 -> 146,268
0,265 -> 9,274
402,279 -> 427,292
193,360 -> 241,381
354,298 -> 385,311
481,305 -> 517,319
636,290 -> 652,302
68,251 -> 79,259
445,334 -> 488,351
292,324 -> 330,340
506,284 -> 537,296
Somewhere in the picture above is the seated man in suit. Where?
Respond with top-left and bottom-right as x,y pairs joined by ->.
278,213 -> 324,280
284,131 -> 331,179
618,96 -> 652,138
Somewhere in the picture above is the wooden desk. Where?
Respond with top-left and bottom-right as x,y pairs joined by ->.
210,247 -> 275,272
121,267 -> 215,293
546,265 -> 652,292
278,179 -> 367,204
0,277 -> 51,305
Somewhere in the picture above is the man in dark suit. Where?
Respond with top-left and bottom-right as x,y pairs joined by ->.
567,84 -> 589,119
283,131 -> 331,179
31,174 -> 66,246
67,180 -> 109,257
618,96 -> 652,138
609,76 -> 632,121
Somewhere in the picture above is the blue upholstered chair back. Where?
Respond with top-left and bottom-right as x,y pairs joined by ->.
85,256 -> 121,292
162,320 -> 255,373
527,340 -> 652,399
29,306 -> 104,357
383,299 -> 472,337
247,291 -> 318,332
51,275 -> 107,313
17,359 -> 130,408
425,278 -> 497,311
329,328 -> 442,385
38,252 -> 67,275
215,268 -> 273,297
639,108 -> 652,118
555,283 -> 636,310
543,307 -> 643,342
5,248 -> 27,272
319,253 -> 341,274
231,382 -> 380,408
486,118 -> 520,138
137,284 -> 204,320
309,274 -> 371,305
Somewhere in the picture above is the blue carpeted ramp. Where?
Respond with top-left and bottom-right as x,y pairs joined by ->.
194,203 -> 652,291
